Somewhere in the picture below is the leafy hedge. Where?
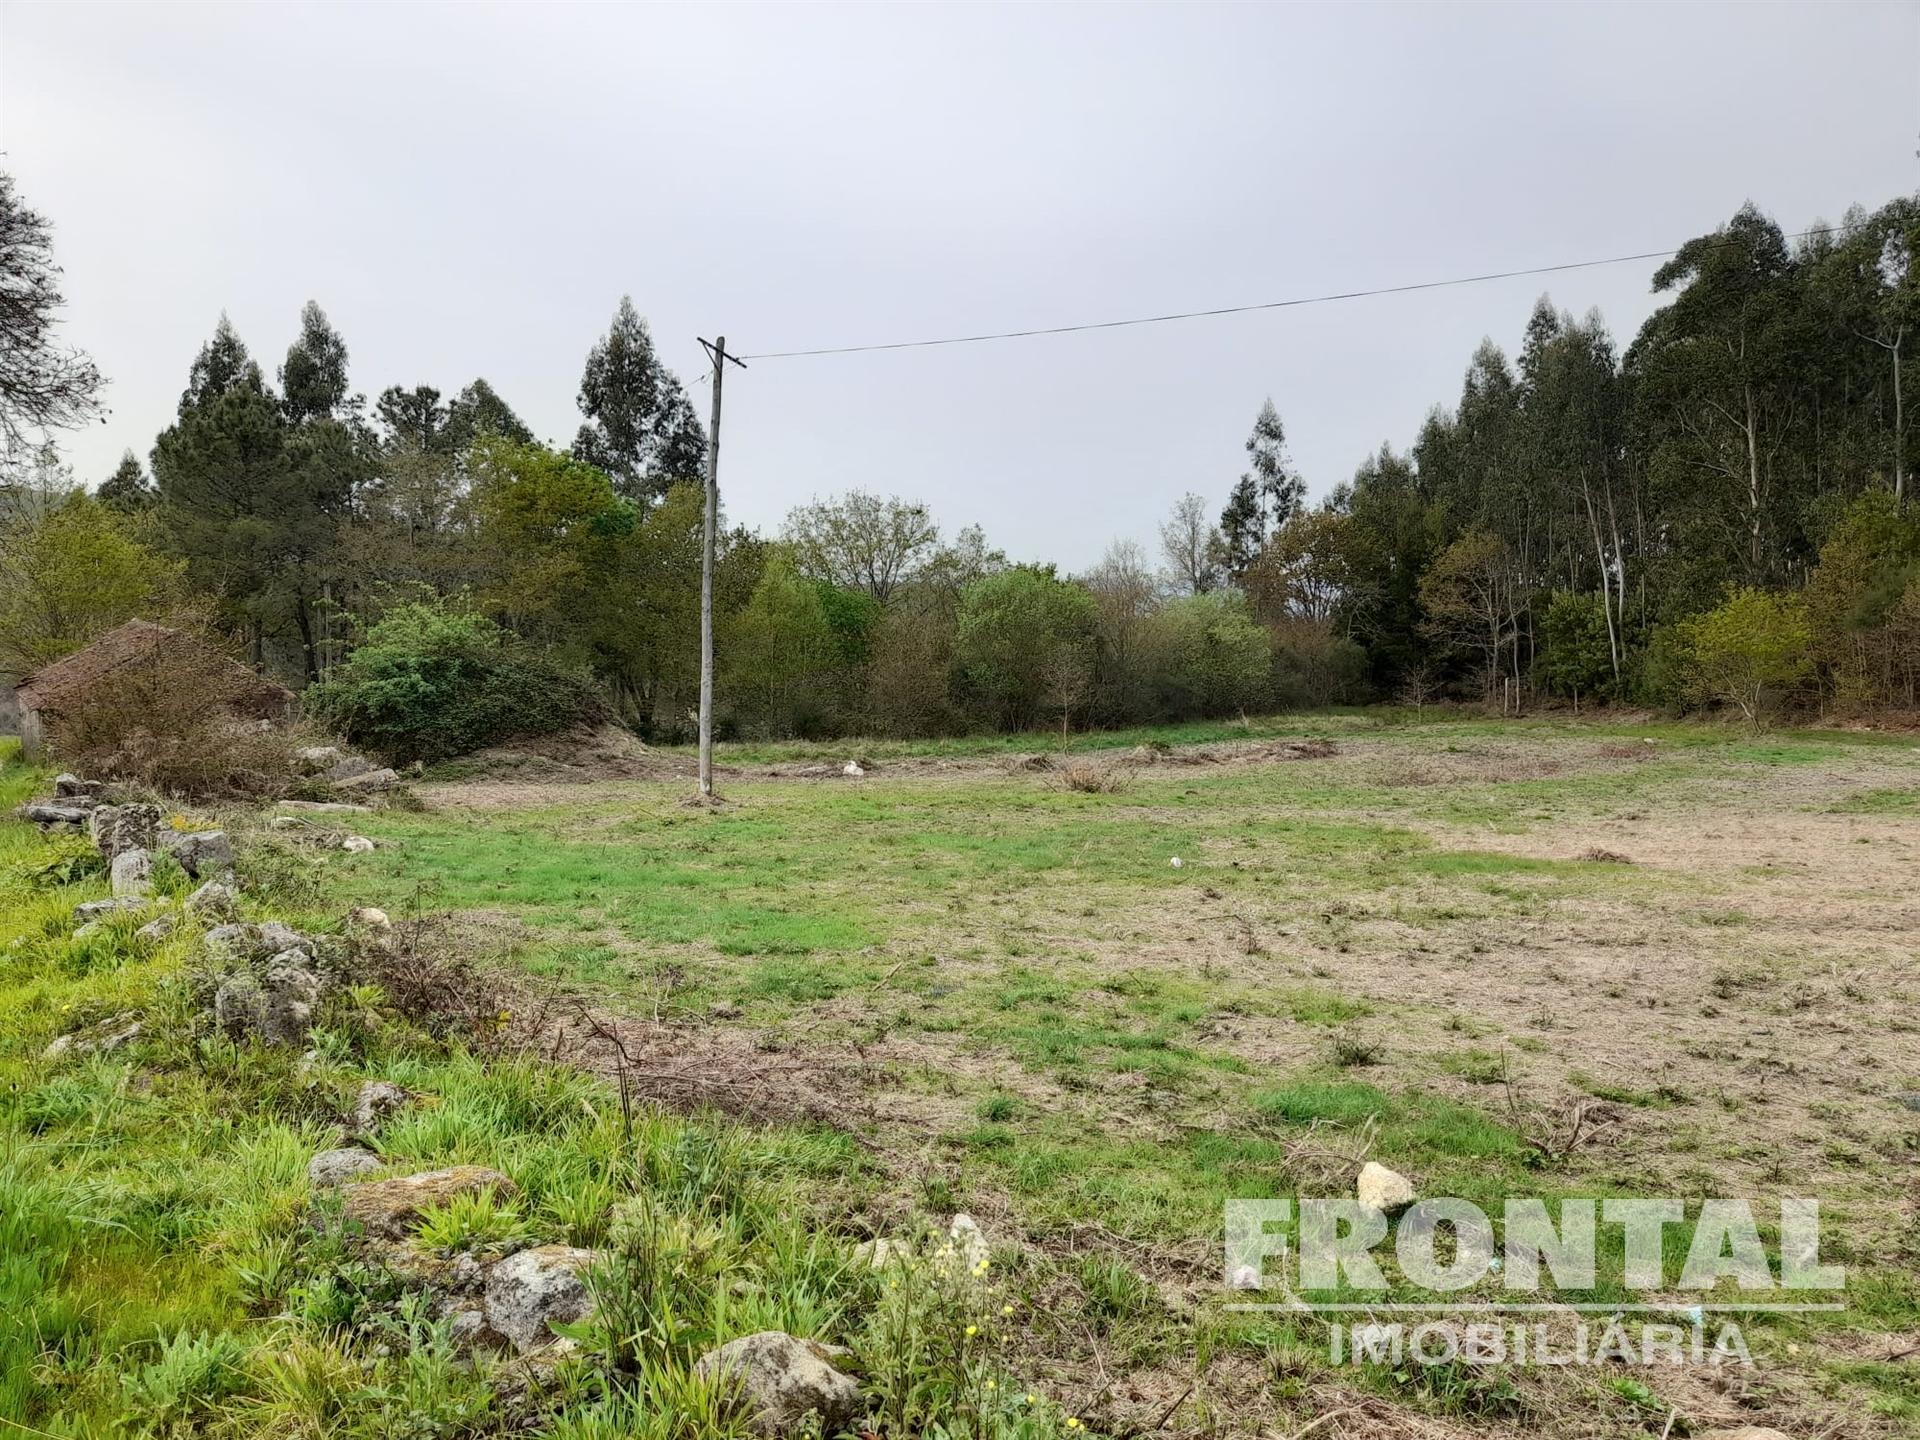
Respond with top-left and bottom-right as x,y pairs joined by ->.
305,603 -> 604,764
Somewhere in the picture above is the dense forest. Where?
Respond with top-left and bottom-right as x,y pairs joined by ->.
3,176 -> 1918,756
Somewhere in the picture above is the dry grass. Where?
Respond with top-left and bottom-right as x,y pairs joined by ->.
45,641 -> 297,798
1053,758 -> 1131,794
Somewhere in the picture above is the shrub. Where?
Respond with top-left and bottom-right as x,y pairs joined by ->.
1141,592 -> 1272,719
1673,586 -> 1813,724
1536,591 -> 1618,706
305,601 -> 604,764
44,635 -> 296,798
954,566 -> 1097,729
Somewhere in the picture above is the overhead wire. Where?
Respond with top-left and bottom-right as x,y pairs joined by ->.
737,225 -> 1838,361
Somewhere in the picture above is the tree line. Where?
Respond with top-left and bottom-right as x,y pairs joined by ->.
2,173 -> 1916,751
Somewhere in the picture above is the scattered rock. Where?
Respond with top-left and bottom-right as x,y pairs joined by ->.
353,1079 -> 412,1134
73,896 -> 149,924
185,880 -> 239,919
43,1011 -> 142,1060
295,745 -> 344,773
214,950 -> 322,1046
90,803 -> 161,860
842,761 -> 865,777
1357,1161 -> 1417,1215
340,1165 -> 516,1241
691,1332 -> 863,1438
136,914 -> 178,943
52,773 -> 102,804
258,921 -> 313,956
485,1243 -> 599,1353
333,768 -> 399,794
444,1308 -> 498,1350
947,1213 -> 991,1271
324,756 -> 378,784
277,800 -> 372,814
309,1147 -> 386,1188
342,835 -> 376,853
851,1237 -> 914,1270
110,847 -> 155,897
159,829 -> 235,879
21,802 -> 91,829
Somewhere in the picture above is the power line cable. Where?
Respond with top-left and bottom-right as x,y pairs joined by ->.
738,225 -> 1837,361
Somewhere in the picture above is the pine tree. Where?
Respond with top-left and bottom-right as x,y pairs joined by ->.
443,378 -> 533,454
97,450 -> 153,512
152,318 -> 348,675
573,296 -> 706,504
279,300 -> 351,424
376,386 -> 447,452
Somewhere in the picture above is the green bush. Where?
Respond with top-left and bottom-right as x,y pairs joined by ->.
305,602 -> 604,764
1536,591 -> 1618,705
1673,586 -> 1813,724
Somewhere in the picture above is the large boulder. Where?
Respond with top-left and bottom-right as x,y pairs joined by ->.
90,803 -> 161,860
340,1165 -> 516,1241
110,847 -> 155,898
159,830 -> 234,880
484,1244 -> 599,1353
692,1332 -> 863,1438
309,1147 -> 386,1188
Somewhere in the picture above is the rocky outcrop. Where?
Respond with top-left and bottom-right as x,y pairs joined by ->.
340,1166 -> 517,1241
692,1332 -> 863,1437
484,1244 -> 599,1353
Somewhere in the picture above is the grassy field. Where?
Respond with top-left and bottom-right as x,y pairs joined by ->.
3,713 -> 1918,1437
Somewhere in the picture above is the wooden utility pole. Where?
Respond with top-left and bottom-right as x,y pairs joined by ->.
696,337 -> 745,799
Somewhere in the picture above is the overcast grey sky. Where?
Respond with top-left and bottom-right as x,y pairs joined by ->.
4,1 -> 1917,569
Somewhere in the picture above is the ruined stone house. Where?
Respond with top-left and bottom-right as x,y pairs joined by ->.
12,619 -> 294,758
